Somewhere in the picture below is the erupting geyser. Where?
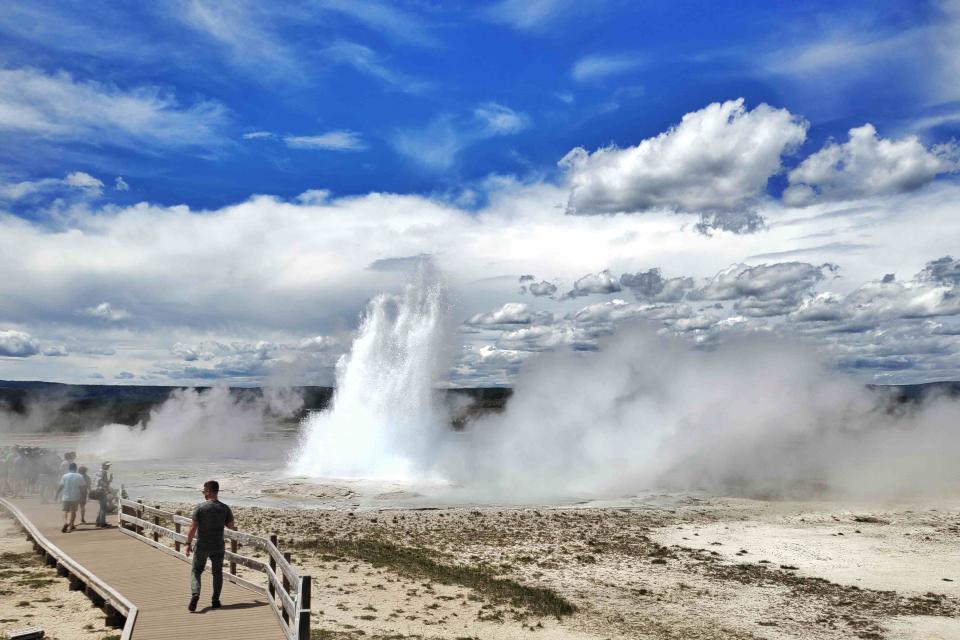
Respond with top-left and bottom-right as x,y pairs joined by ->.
290,265 -> 450,480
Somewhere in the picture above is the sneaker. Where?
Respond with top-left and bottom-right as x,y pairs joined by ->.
188,595 -> 199,612
211,600 -> 222,609
61,524 -> 68,533
69,525 -> 76,532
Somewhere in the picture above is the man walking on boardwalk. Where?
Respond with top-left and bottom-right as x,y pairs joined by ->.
185,480 -> 235,612
55,462 -> 84,533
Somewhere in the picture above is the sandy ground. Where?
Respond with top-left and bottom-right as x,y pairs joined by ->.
0,513 -> 120,640
149,492 -> 958,640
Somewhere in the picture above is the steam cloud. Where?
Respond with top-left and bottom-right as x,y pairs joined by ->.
83,386 -> 303,460
446,327 -> 960,500
290,269 -> 960,500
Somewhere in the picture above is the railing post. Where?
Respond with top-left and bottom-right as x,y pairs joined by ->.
230,538 -> 237,575
153,505 -> 160,543
282,552 -> 292,625
268,534 -> 277,599
136,499 -> 143,535
174,512 -> 181,553
298,576 -> 311,640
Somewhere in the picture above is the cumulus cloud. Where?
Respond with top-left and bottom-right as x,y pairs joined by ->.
917,255 -> 960,286
529,281 -> 558,297
619,268 -> 694,302
561,98 -> 807,215
0,330 -> 40,357
63,171 -> 104,196
78,302 -> 131,322
466,302 -> 552,326
784,124 -> 959,206
42,344 -> 69,357
790,270 -> 960,332
2,170 -> 960,384
694,262 -> 837,317
0,66 -> 228,150
114,176 -> 129,191
563,269 -> 622,298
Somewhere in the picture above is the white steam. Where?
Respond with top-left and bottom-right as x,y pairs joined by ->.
290,266 -> 451,480
448,328 -> 960,500
84,386 -> 302,460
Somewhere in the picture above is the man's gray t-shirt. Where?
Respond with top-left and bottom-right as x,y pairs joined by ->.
191,500 -> 233,553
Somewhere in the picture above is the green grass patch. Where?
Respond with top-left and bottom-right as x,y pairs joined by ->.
298,538 -> 575,618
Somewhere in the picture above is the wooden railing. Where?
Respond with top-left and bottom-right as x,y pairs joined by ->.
118,497 -> 310,640
1,497 -> 138,640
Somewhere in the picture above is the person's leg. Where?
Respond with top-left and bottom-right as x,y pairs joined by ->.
96,496 -> 107,526
61,503 -> 69,532
191,548 -> 209,597
210,552 -> 224,604
80,498 -> 86,523
68,503 -> 77,531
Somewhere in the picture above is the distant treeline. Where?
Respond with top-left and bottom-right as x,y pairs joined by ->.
0,378 -> 956,433
0,380 -> 513,432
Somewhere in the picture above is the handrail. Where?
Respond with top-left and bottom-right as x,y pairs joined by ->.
118,497 -> 310,640
0,498 -> 139,640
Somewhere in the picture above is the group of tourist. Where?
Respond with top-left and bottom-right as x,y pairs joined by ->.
1,446 -> 114,533
54,452 -> 113,532
0,445 -> 59,498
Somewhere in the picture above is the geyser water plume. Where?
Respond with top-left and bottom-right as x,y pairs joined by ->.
290,265 -> 450,480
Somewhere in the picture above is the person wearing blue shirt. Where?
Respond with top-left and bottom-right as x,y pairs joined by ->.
55,462 -> 86,533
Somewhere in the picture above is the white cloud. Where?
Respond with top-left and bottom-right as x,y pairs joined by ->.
917,255 -> 960,286
63,171 -> 104,196
563,269 -> 622,298
42,344 -> 68,357
2,166 -> 960,384
319,0 -> 439,48
527,281 -> 558,297
114,176 -> 129,191
178,0 -> 300,80
284,131 -> 368,151
619,269 -> 694,302
0,67 -> 229,150
473,103 -> 528,135
78,302 -> 131,322
693,262 -> 836,317
483,0 -> 587,31
323,41 -> 429,93
0,330 -> 39,357
393,102 -> 529,170
561,98 -> 807,214
0,170 -> 109,202
466,303 -> 552,326
571,53 -> 645,83
243,131 -> 275,140
784,124 -> 958,206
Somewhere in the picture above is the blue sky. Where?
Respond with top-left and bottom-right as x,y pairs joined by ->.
2,0 -> 955,207
0,0 -> 959,386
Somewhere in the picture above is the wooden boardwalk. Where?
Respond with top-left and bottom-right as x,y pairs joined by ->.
3,497 -> 287,640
